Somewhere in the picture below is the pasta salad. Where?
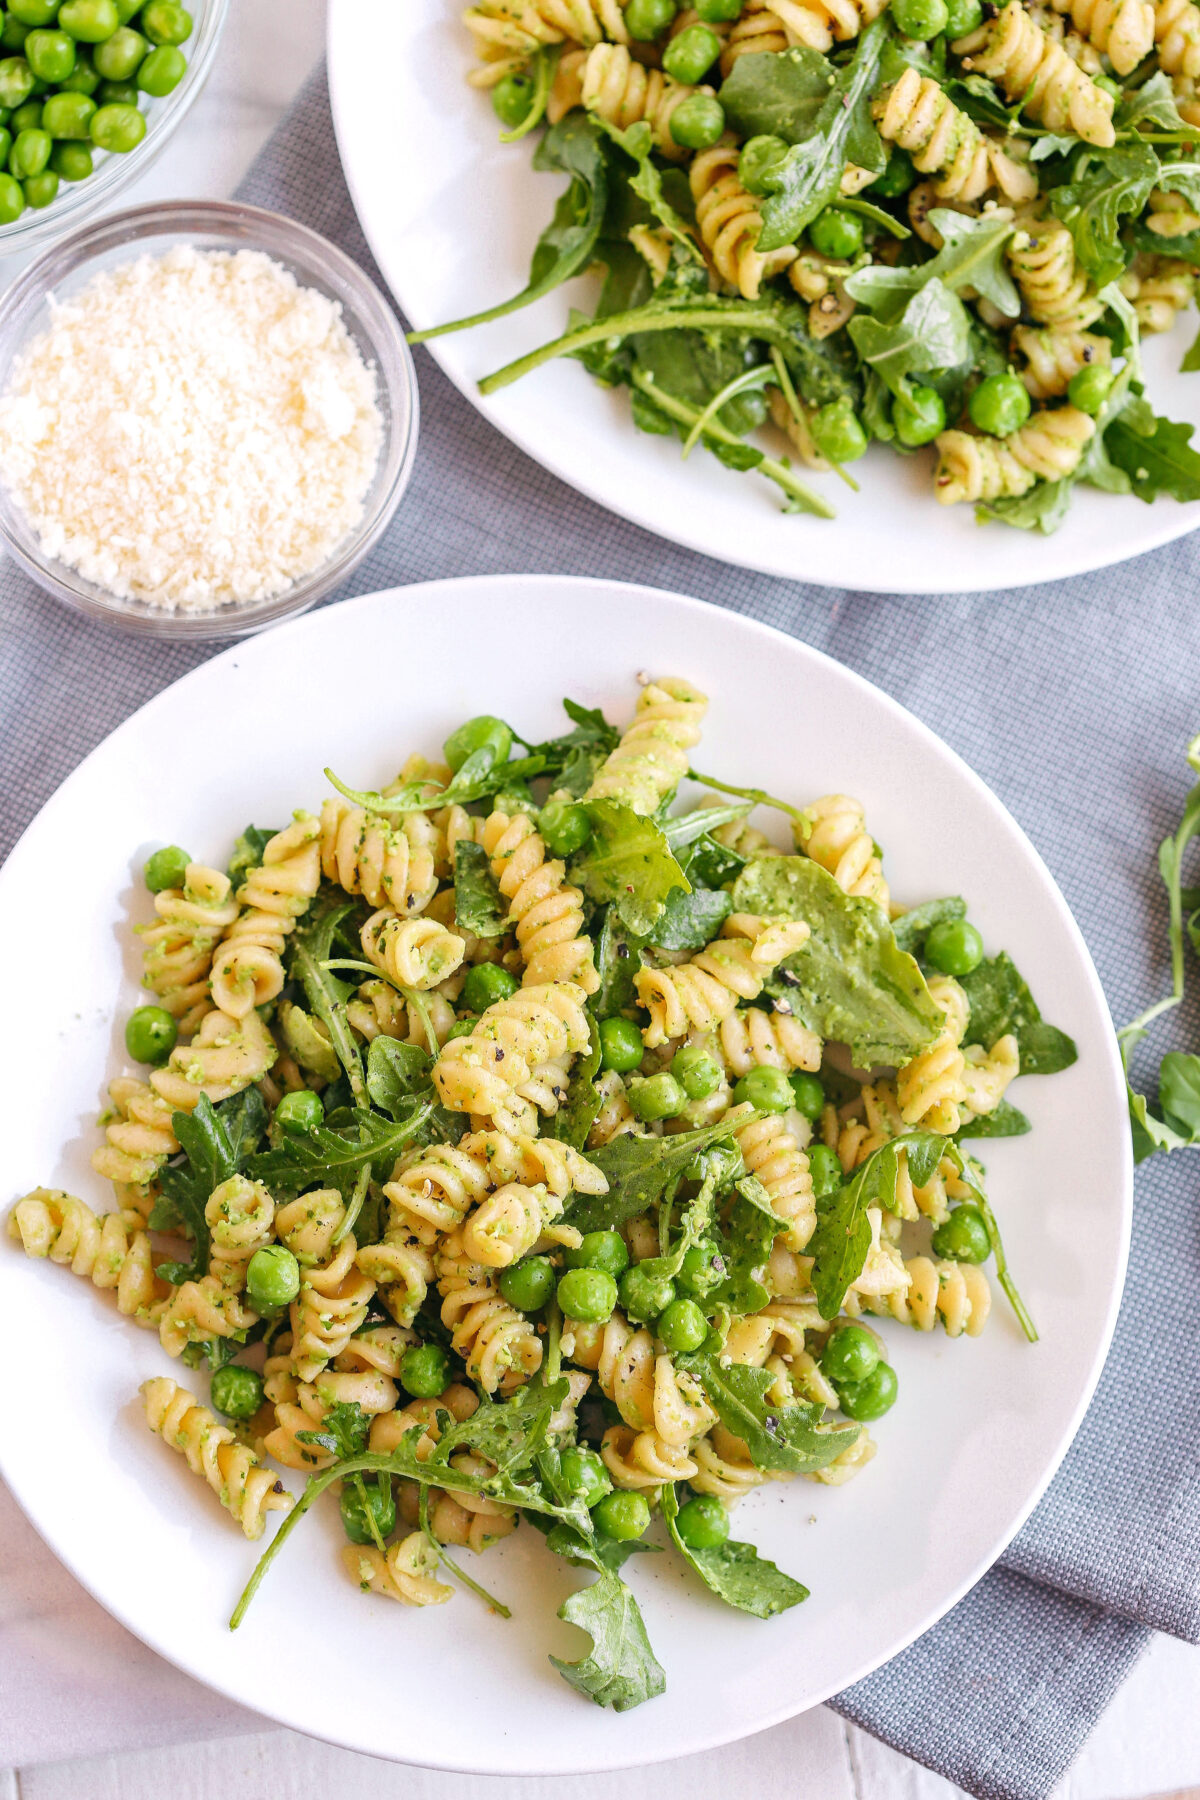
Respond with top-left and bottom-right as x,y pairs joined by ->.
418,0 -> 1200,530
8,675 -> 1076,1710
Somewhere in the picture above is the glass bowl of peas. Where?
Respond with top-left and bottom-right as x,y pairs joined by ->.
0,0 -> 228,248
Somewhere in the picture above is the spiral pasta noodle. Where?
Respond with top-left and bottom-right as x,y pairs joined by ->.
137,863 -> 238,1036
319,795 -> 439,916
141,1376 -> 293,1539
9,1188 -> 159,1319
849,1254 -> 993,1336
896,975 -> 970,1132
1120,255 -> 1197,331
461,1180 -> 560,1267
601,1422 -> 698,1489
480,808 -> 598,992
636,918 -> 810,1046
1045,0 -> 1154,69
361,908 -> 467,991
275,1187 -> 344,1264
432,980 -> 590,1133
210,817 -> 322,1018
735,1113 -> 817,1250
1008,219 -> 1100,330
346,978 -> 458,1052
585,675 -> 709,816
1012,324 -> 1111,398
463,0 -> 629,65
436,1227 -> 544,1391
344,1534 -> 453,1606
150,1005 -> 278,1112
797,792 -> 890,910
356,1229 -> 435,1329
580,43 -> 702,156
158,1274 -> 259,1358
961,1033 -> 1021,1118
203,1174 -> 275,1284
461,1128 -> 608,1202
872,70 -> 1038,204
91,1076 -> 180,1190
718,1005 -> 821,1076
288,1235 -> 376,1382
933,406 -> 1095,505
690,1424 -> 777,1499
689,144 -> 798,301
959,2 -> 1115,145
1152,0 -> 1200,77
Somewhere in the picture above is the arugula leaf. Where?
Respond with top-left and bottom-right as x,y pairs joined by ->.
709,1193 -> 780,1315
1105,409 -> 1200,504
755,23 -> 887,251
1049,143 -> 1159,289
592,907 -> 648,1017
181,1331 -> 251,1372
548,1532 -> 666,1711
848,278 -> 972,399
718,43 -> 834,143
526,698 -> 621,797
685,1358 -> 859,1474
551,1014 -> 604,1150
734,855 -> 943,1066
1158,1050 -> 1200,1136
295,1400 -> 371,1460
544,1518 -> 660,1575
246,1104 -> 432,1199
595,118 -> 702,265
227,825 -> 276,886
568,1112 -> 755,1233
153,1093 -> 266,1283
289,892 -> 366,1103
891,896 -> 967,958
1117,70 -> 1190,133
845,211 -> 1019,324
650,884 -> 732,953
453,840 -> 507,939
411,114 -> 610,342
957,951 -> 1078,1074
976,479 -> 1074,535
324,743 -> 541,819
664,801 -> 752,853
807,1128 -> 946,1319
573,800 -> 689,936
661,1484 -> 808,1618
957,1098 -> 1032,1139
366,1036 -> 431,1121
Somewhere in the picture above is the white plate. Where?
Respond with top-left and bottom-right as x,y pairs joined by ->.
0,576 -> 1130,1772
327,0 -> 1200,595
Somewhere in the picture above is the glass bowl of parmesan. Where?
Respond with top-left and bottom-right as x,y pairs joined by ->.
0,198 -> 419,637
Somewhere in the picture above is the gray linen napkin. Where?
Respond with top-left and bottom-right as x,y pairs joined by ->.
2,64 -> 1199,1800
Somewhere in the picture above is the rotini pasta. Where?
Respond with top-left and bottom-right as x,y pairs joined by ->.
137,863 -> 238,1035
480,808 -> 598,991
141,1376 -> 293,1539
933,407 -> 1095,504
210,816 -> 322,1018
958,2 -> 1116,145
585,676 -> 709,816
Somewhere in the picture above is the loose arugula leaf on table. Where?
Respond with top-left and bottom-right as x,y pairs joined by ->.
1048,143 -> 1159,289
289,891 -> 367,1103
409,114 -> 610,343
684,1358 -> 859,1474
1105,409 -> 1200,504
957,951 -> 1078,1074
848,278 -> 972,399
227,825 -> 276,886
890,896 -> 967,959
454,840 -> 507,939
733,855 -> 943,1066
246,1104 -> 432,1199
567,1112 -> 756,1233
151,1092 -> 267,1279
592,907 -> 647,1017
661,1484 -> 808,1618
845,211 -> 1019,324
366,1036 -> 431,1121
752,24 -> 888,251
546,1528 -> 666,1711
572,799 -> 689,936
550,1015 -> 604,1150
956,1098 -> 1032,1139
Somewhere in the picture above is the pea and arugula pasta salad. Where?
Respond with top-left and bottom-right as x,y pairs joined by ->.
9,675 -> 1076,1710
420,0 -> 1200,529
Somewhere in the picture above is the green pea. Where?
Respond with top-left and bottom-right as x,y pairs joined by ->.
737,132 -> 787,197
136,42 -> 184,94
498,1254 -> 556,1311
560,1445 -> 611,1508
90,99 -> 144,149
820,1323 -> 880,1386
889,0 -> 948,34
21,165 -> 55,204
620,1263 -> 675,1322
808,1142 -> 843,1198
663,21 -> 720,81
10,97 -> 39,130
628,1071 -> 687,1121
139,0 -> 193,44
0,169 -> 23,218
871,146 -> 916,197
24,28 -> 74,80
399,1343 -> 450,1398
58,52 -> 100,92
42,90 -> 95,136
444,1016 -> 478,1042
695,0 -> 744,18
49,137 -> 91,176
92,23 -> 144,76
124,1004 -> 177,1066
812,398 -> 869,464
558,1266 -> 618,1323
942,0 -> 982,31
0,22 -> 29,53
7,0 -> 57,24
676,1238 -> 724,1298
671,1042 -> 721,1100
59,0 -> 121,42
810,206 -> 864,260
565,1229 -> 630,1280
340,1475 -> 396,1545
675,1492 -> 729,1548
540,797 -> 591,857
461,961 -> 519,1014
894,383 -> 946,447
592,1488 -> 650,1541
732,1064 -> 793,1113
1067,361 -> 1115,415
924,918 -> 984,975
245,1245 -> 300,1312
838,1360 -> 898,1421
788,1071 -> 824,1119
968,370 -> 1030,437
491,68 -> 533,131
623,0 -> 676,39
931,1204 -> 992,1264
275,1088 -> 323,1135
443,712 -> 512,772
95,77 -> 135,103
144,844 -> 190,892
209,1364 -> 264,1421
657,1296 -> 708,1353
668,90 -> 724,148
115,0 -> 144,18
0,128 -> 12,163
0,58 -> 35,109
598,1015 -> 644,1073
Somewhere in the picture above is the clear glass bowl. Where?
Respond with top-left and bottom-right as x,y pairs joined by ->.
0,199 -> 420,638
0,0 -> 230,254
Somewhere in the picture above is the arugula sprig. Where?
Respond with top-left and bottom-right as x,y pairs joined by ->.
150,1090 -> 268,1284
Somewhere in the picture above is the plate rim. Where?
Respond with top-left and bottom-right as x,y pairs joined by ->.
0,573 -> 1133,1771
325,1 -> 1200,598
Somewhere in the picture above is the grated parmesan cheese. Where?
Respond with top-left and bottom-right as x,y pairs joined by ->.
0,245 -> 384,612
